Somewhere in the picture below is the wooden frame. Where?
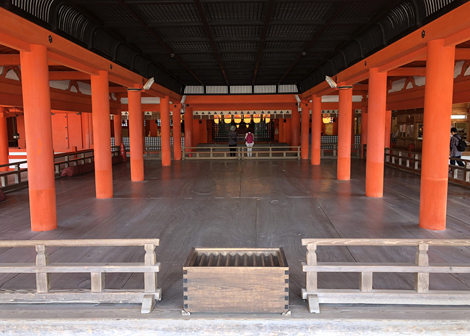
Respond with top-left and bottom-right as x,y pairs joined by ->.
0,239 -> 161,314
182,146 -> 301,160
0,147 -> 120,192
301,238 -> 470,313
183,247 -> 290,315
385,148 -> 470,187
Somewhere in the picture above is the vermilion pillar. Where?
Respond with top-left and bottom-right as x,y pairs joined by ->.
20,44 -> 57,231
114,114 -> 122,148
291,107 -> 300,147
91,71 -> 113,199
184,107 -> 193,152
337,84 -> 353,180
0,107 -> 8,172
311,95 -> 322,165
419,40 -> 455,230
173,105 -> 182,160
360,104 -> 368,159
128,89 -> 144,181
301,103 -> 310,159
366,68 -> 387,197
160,96 -> 171,166
285,119 -> 292,145
384,110 -> 392,148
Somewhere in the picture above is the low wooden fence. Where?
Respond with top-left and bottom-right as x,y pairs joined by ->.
182,146 -> 301,160
0,239 -> 161,313
301,238 -> 470,313
385,149 -> 470,187
0,148 -> 120,192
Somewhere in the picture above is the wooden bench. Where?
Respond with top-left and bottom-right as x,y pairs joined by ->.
0,239 -> 161,313
301,238 -> 470,313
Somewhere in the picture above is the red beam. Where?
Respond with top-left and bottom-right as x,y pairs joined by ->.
301,2 -> 470,98
387,67 -> 427,77
49,71 -> 91,80
186,94 -> 297,105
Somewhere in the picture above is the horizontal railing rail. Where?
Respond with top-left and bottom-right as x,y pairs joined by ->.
385,149 -> 470,187
182,146 -> 301,160
301,238 -> 470,313
0,239 -> 161,313
0,148 -> 120,192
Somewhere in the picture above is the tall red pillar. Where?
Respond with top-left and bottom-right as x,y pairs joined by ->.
360,104 -> 368,159
384,110 -> 392,148
420,40 -> 455,231
285,119 -> 292,145
291,107 -> 300,147
128,89 -> 144,181
0,107 -> 9,172
91,71 -> 113,199
173,105 -> 182,160
366,68 -> 387,197
20,44 -> 57,231
337,85 -> 353,180
311,95 -> 322,165
184,107 -> 193,152
160,96 -> 171,166
301,103 -> 310,159
114,114 -> 122,148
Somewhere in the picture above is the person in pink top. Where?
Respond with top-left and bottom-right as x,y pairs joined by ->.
245,130 -> 254,157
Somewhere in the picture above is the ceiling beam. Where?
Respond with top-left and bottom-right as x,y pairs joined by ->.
193,0 -> 229,85
49,71 -> 91,80
116,0 -> 202,85
415,48 -> 470,61
253,0 -> 275,85
279,3 -> 345,84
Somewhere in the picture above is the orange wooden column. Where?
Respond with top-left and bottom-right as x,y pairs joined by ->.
184,107 -> 193,152
291,108 -> 300,147
285,118 -> 292,145
337,84 -> 353,180
0,107 -> 8,172
419,40 -> 455,231
360,104 -> 368,159
113,114 -> 122,148
160,96 -> 171,166
173,105 -> 182,160
301,103 -> 310,159
311,95 -> 322,165
91,71 -> 113,199
384,110 -> 392,148
128,89 -> 144,181
20,44 -> 57,231
366,68 -> 387,197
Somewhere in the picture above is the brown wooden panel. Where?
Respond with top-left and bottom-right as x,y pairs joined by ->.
183,267 -> 288,313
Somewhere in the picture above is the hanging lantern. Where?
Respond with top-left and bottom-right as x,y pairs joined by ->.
234,115 -> 242,124
236,124 -> 240,128
244,115 -> 251,123
253,114 -> 261,123
214,115 -> 219,124
264,114 -> 271,123
322,115 -> 331,124
224,115 -> 232,124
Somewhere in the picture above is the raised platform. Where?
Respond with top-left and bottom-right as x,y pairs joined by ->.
1,159 -> 470,334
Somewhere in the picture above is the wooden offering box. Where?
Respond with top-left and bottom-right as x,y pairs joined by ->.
183,247 -> 289,314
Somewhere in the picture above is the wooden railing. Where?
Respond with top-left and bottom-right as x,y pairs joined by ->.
301,238 -> 470,313
0,239 -> 161,313
0,148 -> 120,192
182,146 -> 301,160
385,149 -> 470,187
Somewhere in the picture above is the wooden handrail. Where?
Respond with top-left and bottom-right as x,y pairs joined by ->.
0,238 -> 160,247
0,239 -> 161,313
301,238 -> 470,314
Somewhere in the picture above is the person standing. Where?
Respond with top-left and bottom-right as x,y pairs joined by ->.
245,130 -> 254,157
450,127 -> 466,168
228,125 -> 238,157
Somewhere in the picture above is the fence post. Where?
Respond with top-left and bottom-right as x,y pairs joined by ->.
306,243 -> 317,292
144,244 -> 158,293
14,164 -> 20,184
36,245 -> 51,293
414,243 -> 429,293
415,154 -> 419,170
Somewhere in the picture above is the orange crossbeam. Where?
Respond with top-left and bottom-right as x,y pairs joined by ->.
301,2 -> 470,99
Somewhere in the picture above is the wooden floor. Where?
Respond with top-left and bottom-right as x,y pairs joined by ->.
1,158 -> 470,311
